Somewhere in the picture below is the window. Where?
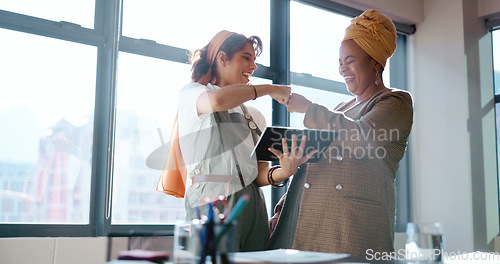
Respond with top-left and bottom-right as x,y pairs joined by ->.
0,29 -> 97,224
290,1 -> 354,127
112,53 -> 191,224
0,0 -> 412,236
122,0 -> 270,67
289,85 -> 353,127
290,2 -> 351,82
290,1 -> 391,126
290,1 -> 391,86
492,30 -> 500,207
1,0 -> 95,29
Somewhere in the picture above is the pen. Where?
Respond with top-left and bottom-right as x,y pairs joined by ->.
200,203 -> 214,264
225,194 -> 249,224
224,193 -> 250,224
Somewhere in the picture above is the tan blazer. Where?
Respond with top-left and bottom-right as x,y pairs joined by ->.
274,88 -> 413,256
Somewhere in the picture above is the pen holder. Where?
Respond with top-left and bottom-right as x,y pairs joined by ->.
174,219 -> 236,264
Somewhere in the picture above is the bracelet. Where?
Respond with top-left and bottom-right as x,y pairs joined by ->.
252,85 -> 257,100
268,165 -> 287,188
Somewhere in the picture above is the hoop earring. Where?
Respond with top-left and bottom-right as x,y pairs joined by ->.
374,70 -> 381,85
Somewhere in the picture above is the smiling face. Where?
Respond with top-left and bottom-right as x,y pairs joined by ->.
215,42 -> 257,87
339,39 -> 380,100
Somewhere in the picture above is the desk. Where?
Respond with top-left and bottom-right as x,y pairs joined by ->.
330,256 -> 414,263
229,249 -> 416,264
106,256 -> 415,264
106,251 -> 500,263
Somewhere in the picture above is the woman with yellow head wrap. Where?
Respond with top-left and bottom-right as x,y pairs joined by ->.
269,10 -> 413,257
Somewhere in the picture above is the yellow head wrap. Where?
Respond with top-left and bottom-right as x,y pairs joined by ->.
343,9 -> 397,68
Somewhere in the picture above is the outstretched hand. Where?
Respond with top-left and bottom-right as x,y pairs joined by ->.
285,93 -> 312,113
268,134 -> 318,181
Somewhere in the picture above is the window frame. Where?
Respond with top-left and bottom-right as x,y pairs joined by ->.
487,20 -> 500,229
0,0 -> 414,237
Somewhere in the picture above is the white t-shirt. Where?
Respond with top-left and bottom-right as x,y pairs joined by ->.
177,82 -> 266,190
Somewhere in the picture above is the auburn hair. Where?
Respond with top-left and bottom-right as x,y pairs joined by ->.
189,33 -> 262,82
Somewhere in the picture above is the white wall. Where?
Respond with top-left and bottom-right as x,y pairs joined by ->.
478,0 -> 500,19
0,238 -> 107,264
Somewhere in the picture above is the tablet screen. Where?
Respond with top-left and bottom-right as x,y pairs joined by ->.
250,126 -> 336,163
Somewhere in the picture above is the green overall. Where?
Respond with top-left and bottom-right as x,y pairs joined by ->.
185,105 -> 270,252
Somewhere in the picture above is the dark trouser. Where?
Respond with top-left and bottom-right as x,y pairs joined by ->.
185,182 -> 270,252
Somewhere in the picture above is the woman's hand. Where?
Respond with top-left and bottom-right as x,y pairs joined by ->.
286,93 -> 312,113
269,85 -> 291,105
268,134 -> 318,182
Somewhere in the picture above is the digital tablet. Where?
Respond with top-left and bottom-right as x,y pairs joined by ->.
250,126 -> 337,163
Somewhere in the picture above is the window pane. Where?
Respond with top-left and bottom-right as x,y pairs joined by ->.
289,85 -> 353,128
0,29 -> 96,224
290,2 -> 391,86
290,1 -> 351,82
493,30 -> 500,95
112,52 -> 191,224
0,0 -> 95,29
496,104 -> 500,194
384,58 -> 391,87
122,0 -> 270,67
492,31 -> 500,204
